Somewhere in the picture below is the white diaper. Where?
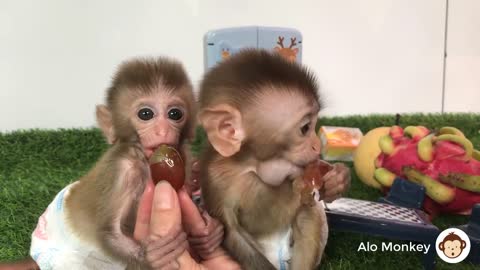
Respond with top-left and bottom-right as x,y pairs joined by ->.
258,197 -> 328,270
258,229 -> 293,270
30,182 -> 126,270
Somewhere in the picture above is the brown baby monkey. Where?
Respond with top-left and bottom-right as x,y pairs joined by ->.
198,49 -> 329,270
29,57 -> 222,270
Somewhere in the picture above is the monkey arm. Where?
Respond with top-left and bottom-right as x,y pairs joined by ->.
222,204 -> 277,270
103,166 -> 146,263
98,144 -> 150,266
290,205 -> 327,270
180,143 -> 198,193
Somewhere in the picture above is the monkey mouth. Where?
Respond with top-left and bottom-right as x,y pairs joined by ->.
294,159 -> 315,169
145,144 -> 178,159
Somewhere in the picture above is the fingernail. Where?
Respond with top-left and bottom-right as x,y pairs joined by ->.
154,181 -> 175,209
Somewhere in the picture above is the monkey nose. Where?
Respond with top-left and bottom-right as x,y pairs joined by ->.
312,142 -> 321,154
310,134 -> 322,154
156,128 -> 169,137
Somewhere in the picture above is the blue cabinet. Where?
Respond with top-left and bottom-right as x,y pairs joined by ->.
204,26 -> 302,70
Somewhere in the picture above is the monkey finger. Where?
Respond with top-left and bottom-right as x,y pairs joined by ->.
191,160 -> 200,174
324,163 -> 346,178
322,185 -> 345,203
333,163 -> 350,181
134,179 -> 155,241
325,164 -> 350,195
191,237 -> 224,260
323,174 -> 341,191
202,212 -> 223,235
325,181 -> 345,196
148,255 -> 181,270
188,224 -> 224,245
146,237 -> 187,260
191,229 -> 224,254
147,241 -> 188,269
178,189 -> 207,235
324,162 -> 345,178
146,231 -> 187,253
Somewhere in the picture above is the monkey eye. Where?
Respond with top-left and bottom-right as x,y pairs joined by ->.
300,123 -> 310,135
137,108 -> 155,121
168,108 -> 184,121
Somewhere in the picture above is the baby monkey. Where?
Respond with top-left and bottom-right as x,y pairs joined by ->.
198,49 -> 328,270
29,57 -> 222,269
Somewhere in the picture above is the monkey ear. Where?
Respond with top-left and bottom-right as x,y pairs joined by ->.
96,105 -> 116,144
439,242 -> 444,250
462,240 -> 466,248
199,104 -> 245,157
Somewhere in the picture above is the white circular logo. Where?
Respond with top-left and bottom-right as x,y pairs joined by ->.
435,228 -> 471,264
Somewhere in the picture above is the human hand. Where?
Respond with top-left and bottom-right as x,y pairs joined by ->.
134,180 -> 189,269
178,190 -> 224,260
320,162 -> 351,203
178,189 -> 240,270
134,180 -> 240,270
180,159 -> 224,259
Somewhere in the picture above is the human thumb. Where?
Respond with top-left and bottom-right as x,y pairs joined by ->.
149,181 -> 182,237
150,182 -> 207,270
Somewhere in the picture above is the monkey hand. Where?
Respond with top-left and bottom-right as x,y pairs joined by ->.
293,177 -> 316,206
180,197 -> 224,259
320,162 -> 351,203
178,190 -> 240,270
140,230 -> 188,269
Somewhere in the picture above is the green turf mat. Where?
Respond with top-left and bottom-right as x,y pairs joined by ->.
1,113 -> 479,269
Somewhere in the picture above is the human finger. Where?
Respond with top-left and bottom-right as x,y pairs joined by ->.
149,181 -> 182,237
134,179 -> 155,241
178,188 -> 207,235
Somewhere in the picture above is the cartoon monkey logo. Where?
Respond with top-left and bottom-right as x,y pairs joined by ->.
435,228 -> 471,263
438,232 -> 467,258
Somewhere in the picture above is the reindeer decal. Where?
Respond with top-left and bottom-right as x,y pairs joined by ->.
274,36 -> 299,62
221,48 -> 231,60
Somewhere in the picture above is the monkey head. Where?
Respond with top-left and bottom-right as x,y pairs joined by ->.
199,49 -> 322,185
438,232 -> 467,258
96,57 -> 195,159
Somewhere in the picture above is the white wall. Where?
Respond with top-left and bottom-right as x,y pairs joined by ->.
444,0 -> 480,112
0,0 -> 475,132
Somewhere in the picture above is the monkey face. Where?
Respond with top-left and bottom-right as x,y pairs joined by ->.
282,115 -> 321,167
242,90 -> 321,169
130,89 -> 189,159
262,92 -> 320,167
441,240 -> 464,258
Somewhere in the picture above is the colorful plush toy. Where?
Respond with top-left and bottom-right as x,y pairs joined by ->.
354,125 -> 480,216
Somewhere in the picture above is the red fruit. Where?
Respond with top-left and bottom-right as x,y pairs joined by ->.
371,125 -> 480,215
434,141 -> 467,161
149,145 -> 185,191
303,159 -> 333,190
389,125 -> 404,139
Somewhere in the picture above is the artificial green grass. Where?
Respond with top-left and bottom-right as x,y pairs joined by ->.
1,113 -> 479,269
